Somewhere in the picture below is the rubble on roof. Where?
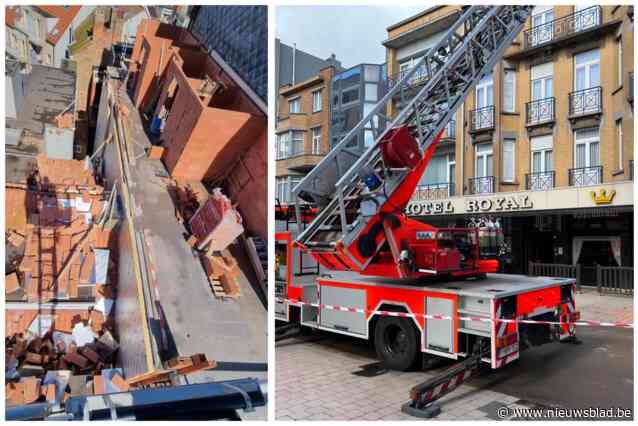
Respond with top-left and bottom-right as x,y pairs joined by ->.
35,155 -> 97,188
5,303 -> 118,407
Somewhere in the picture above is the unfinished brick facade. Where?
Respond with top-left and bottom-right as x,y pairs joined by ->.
128,19 -> 267,240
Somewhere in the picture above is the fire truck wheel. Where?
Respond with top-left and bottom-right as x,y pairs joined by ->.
374,317 -> 419,371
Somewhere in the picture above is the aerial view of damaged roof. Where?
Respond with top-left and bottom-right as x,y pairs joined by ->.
5,154 -> 121,407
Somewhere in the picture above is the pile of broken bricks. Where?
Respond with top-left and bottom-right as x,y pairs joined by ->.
5,298 -> 124,405
5,326 -> 120,407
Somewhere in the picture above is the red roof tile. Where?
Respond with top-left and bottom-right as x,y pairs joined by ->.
33,6 -> 82,45
6,6 -> 19,29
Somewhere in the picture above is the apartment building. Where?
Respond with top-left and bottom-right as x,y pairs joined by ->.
385,6 -> 634,281
330,63 -> 387,150
275,66 -> 336,204
6,6 -> 54,65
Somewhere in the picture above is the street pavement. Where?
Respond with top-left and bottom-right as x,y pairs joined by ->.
275,289 -> 633,420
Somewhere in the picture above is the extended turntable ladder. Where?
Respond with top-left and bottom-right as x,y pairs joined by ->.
293,6 -> 534,262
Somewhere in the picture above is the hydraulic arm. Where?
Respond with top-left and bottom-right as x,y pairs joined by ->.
293,6 -> 534,278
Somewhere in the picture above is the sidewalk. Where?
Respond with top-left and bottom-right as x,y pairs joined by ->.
576,287 -> 633,323
276,290 -> 633,420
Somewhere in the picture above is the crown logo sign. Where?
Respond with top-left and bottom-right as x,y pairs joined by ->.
590,189 -> 616,205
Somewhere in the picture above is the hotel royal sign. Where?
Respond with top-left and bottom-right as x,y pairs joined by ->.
405,185 -> 627,216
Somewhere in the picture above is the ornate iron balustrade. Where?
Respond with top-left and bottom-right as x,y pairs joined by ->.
568,166 -> 603,186
468,176 -> 495,194
386,65 -> 430,90
524,6 -> 602,49
525,97 -> 555,125
470,106 -> 495,132
569,86 -> 602,117
412,182 -> 455,201
525,170 -> 555,190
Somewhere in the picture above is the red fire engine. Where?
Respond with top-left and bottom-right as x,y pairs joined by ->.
276,6 -> 580,378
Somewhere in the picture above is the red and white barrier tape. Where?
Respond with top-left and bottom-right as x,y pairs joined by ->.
276,297 -> 633,328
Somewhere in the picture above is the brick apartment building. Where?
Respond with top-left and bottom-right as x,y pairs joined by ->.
385,6 -> 634,282
126,19 -> 267,240
275,66 -> 336,204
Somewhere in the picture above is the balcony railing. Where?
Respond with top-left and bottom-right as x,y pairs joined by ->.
525,97 -> 555,126
523,6 -> 602,49
469,106 -> 495,132
387,66 -> 429,90
569,166 -> 603,186
468,176 -> 495,194
412,182 -> 455,201
525,171 -> 555,191
569,86 -> 602,117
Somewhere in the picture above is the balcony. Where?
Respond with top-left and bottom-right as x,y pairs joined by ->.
569,166 -> 603,186
525,97 -> 555,126
387,66 -> 429,92
569,87 -> 602,118
525,171 -> 555,191
412,182 -> 455,201
524,6 -> 602,49
507,6 -> 620,61
469,106 -> 495,133
468,176 -> 495,194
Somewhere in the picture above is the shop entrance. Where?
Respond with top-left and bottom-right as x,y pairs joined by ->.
574,237 -> 621,285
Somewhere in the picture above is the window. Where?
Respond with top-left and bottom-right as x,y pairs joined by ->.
503,70 -> 516,112
575,127 -> 600,168
291,131 -> 304,156
341,87 -> 359,105
617,37 -> 623,87
276,176 -> 303,204
531,62 -> 553,100
531,6 -> 554,46
616,119 -> 623,169
574,49 -> 600,91
289,97 -> 300,114
475,74 -> 494,108
312,90 -> 322,112
573,127 -> 601,185
74,143 -> 83,155
311,127 -> 321,154
475,143 -> 493,177
276,132 -> 289,160
530,135 -> 553,173
529,135 -> 553,190
502,139 -> 515,182
364,84 -> 378,102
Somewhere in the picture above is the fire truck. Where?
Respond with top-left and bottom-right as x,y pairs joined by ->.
275,6 -> 580,376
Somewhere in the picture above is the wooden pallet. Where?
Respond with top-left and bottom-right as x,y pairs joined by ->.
209,277 -> 228,298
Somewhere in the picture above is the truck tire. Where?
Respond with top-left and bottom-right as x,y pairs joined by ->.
374,317 -> 420,371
